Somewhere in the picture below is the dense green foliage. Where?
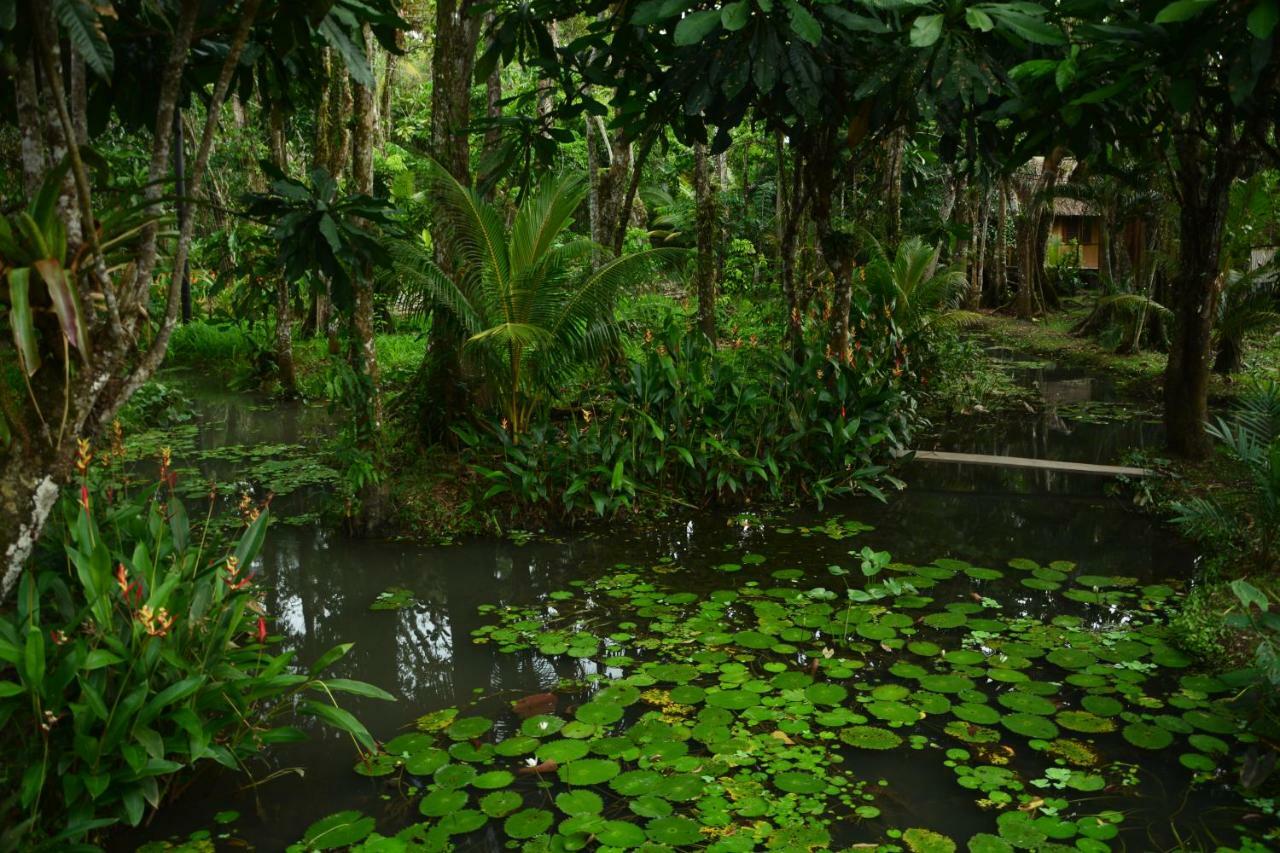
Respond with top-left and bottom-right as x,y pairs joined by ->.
0,446 -> 387,847
3,0 -> 1280,847
458,313 -> 913,520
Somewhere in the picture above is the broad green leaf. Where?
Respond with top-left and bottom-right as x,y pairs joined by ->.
722,0 -> 750,31
989,9 -> 1064,45
8,268 -> 41,375
54,0 -> 114,78
322,678 -> 397,701
1231,579 -> 1269,612
1248,0 -> 1278,38
1154,0 -> 1214,24
302,700 -> 377,752
674,9 -> 722,46
35,258 -> 91,358
909,14 -> 944,47
965,8 -> 993,31
318,16 -> 374,87
786,0 -> 823,46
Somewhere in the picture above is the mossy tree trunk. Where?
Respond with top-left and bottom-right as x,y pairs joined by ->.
694,141 -> 717,343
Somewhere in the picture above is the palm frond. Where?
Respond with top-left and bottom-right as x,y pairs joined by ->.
509,173 -> 589,276
386,240 -> 487,337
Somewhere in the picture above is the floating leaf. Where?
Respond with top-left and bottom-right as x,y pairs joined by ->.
301,811 -> 375,850
558,758 -> 621,786
904,827 -> 957,853
1122,721 -> 1174,750
502,808 -> 553,839
774,771 -> 824,794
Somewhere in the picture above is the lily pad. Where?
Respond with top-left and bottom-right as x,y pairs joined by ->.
503,808 -> 553,839
1122,721 -> 1174,750
558,758 -> 621,786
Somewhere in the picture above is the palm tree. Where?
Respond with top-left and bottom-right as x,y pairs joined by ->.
1214,266 -> 1279,374
391,167 -> 681,437
864,235 -> 965,337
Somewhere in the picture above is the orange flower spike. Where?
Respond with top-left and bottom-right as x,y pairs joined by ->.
115,564 -> 129,595
75,439 -> 93,474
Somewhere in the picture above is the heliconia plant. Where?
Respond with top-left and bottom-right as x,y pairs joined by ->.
0,435 -> 392,848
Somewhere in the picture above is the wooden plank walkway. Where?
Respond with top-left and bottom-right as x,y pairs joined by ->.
900,449 -> 1153,478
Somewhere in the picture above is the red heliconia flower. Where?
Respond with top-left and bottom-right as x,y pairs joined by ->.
840,406 -> 846,419
80,485 -> 90,510
256,616 -> 268,644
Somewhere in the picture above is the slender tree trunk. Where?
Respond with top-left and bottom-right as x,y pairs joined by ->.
15,53 -> 47,196
883,128 -> 905,244
612,132 -> 654,255
351,26 -> 383,432
995,177 -> 1008,302
174,108 -> 193,323
1014,148 -> 1065,318
1163,139 -> 1235,459
694,141 -> 717,343
268,100 -> 298,396
586,115 -> 601,261
379,51 -> 397,145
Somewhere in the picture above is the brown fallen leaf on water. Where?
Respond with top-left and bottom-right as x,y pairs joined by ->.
1020,797 -> 1045,813
770,730 -> 794,745
808,658 -> 820,675
517,759 -> 558,775
512,692 -> 556,718
969,591 -> 984,603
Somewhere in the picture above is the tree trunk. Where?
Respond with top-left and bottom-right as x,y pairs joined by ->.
351,26 -> 383,431
174,107 -> 193,323
778,139 -> 806,356
612,133 -> 654,255
1163,139 -> 1235,459
694,142 -> 717,343
995,177 -> 1008,302
268,100 -> 298,397
883,128 -> 905,243
379,51 -> 397,145
415,0 -> 480,440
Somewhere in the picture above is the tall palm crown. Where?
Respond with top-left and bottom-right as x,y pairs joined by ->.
392,167 -> 679,435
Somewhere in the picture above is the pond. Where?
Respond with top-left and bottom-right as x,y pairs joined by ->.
117,363 -> 1275,852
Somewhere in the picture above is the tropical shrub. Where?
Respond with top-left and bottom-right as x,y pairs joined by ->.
457,315 -> 914,521
863,235 -> 965,343
391,168 -> 680,436
0,440 -> 389,847
1172,380 -> 1280,570
1214,265 -> 1279,374
1222,578 -> 1280,788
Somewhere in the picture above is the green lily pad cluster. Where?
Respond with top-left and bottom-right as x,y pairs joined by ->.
302,537 -> 1269,852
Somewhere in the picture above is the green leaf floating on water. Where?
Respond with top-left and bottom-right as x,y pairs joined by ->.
300,810 -> 376,850
307,543 -> 1263,851
558,758 -> 621,785
555,789 -> 604,815
774,771 -> 824,793
1123,721 -> 1174,749
502,808 -> 553,839
841,725 -> 904,750
480,790 -> 521,817
904,827 -> 957,853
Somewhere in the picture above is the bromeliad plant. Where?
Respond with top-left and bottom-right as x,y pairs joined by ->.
0,438 -> 391,847
390,166 -> 682,437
